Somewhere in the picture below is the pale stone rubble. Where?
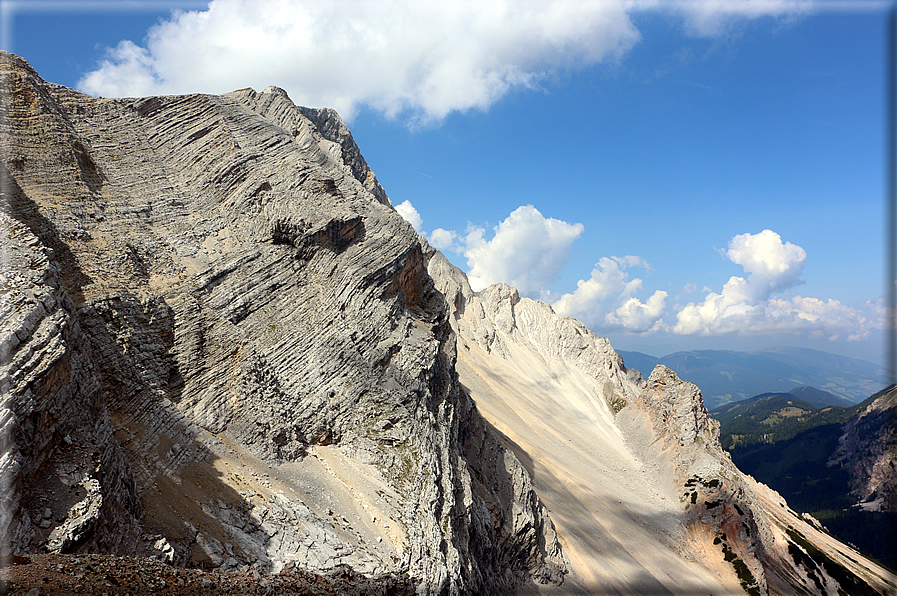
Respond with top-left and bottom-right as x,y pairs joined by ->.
1,48 -> 896,595
428,250 -> 897,594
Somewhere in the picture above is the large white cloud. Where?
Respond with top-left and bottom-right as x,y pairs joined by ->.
78,0 -> 641,123
76,0 -> 812,123
464,205 -> 583,295
606,291 -> 669,333
394,201 -> 584,296
552,256 -> 668,333
672,229 -> 872,339
726,228 -> 806,298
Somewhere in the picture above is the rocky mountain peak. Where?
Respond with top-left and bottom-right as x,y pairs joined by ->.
640,364 -> 719,448
3,50 -> 895,595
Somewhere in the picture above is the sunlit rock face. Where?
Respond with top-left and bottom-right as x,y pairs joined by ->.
2,49 -> 896,595
429,251 -> 897,595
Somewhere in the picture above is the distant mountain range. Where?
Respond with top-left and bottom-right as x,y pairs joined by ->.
618,347 -> 892,409
710,389 -> 864,450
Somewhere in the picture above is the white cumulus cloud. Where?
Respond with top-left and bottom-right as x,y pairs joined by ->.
75,0 -> 812,123
672,230 -> 872,339
552,256 -> 667,333
726,228 -> 806,298
606,291 -> 669,333
78,0 -> 641,123
428,228 -> 463,253
394,200 -> 423,233
464,205 -> 583,295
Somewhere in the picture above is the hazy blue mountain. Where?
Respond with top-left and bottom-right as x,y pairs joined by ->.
617,347 -> 890,409
788,385 -> 855,408
617,351 -> 661,378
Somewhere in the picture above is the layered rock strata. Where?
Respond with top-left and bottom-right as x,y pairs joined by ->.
2,48 -> 895,595
0,51 -> 562,594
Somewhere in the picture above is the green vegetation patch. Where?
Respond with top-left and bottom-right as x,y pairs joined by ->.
788,542 -> 826,592
720,541 -> 761,596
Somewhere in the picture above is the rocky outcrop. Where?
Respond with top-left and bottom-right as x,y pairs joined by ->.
0,51 -> 562,594
626,366 -> 767,595
829,384 -> 897,512
0,212 -> 143,558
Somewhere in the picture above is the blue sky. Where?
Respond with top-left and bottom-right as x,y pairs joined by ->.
3,0 -> 893,367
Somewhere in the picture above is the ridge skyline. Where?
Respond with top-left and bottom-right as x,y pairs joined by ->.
3,0 -> 891,369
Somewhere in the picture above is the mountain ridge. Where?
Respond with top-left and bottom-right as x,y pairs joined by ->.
618,347 -> 890,408
2,50 -> 895,595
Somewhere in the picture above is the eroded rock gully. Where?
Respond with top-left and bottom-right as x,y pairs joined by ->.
2,50 -> 895,595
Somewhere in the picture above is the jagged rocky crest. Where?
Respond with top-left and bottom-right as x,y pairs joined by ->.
1,50 -> 895,595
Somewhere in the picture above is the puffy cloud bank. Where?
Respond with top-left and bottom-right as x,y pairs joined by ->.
77,0 -> 811,123
552,256 -> 668,333
463,206 -> 583,295
396,201 -> 666,333
395,202 -> 880,341
79,0 -> 640,123
672,230 -> 872,340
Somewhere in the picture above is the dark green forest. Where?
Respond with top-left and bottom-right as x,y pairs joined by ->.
711,388 -> 897,571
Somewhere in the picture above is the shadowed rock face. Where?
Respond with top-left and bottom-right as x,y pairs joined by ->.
0,51 -> 563,594
829,385 -> 897,513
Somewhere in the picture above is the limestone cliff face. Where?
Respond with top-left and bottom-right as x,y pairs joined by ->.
0,51 -> 562,594
3,49 -> 895,595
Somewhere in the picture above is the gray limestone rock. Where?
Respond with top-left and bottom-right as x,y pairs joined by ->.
0,50 -> 561,594
4,48 -> 893,595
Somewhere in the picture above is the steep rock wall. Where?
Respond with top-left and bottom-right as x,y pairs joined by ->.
829,384 -> 897,512
0,51 -> 562,594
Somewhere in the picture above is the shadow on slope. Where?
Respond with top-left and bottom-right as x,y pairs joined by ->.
482,418 -> 724,596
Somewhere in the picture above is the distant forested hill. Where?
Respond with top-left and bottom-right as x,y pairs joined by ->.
709,385 -> 897,571
618,347 -> 889,409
